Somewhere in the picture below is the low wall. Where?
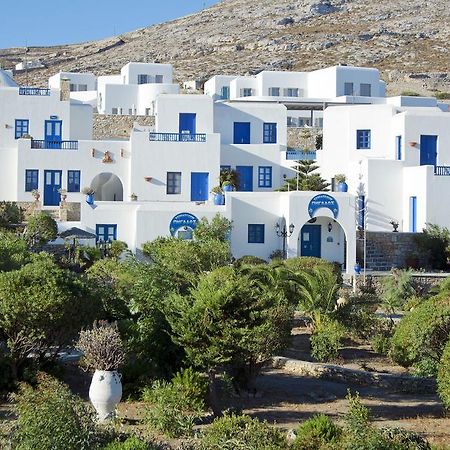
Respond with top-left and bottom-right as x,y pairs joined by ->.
93,114 -> 155,140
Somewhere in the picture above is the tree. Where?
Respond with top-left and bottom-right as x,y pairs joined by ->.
415,223 -> 450,270
0,201 -> 24,228
194,214 -> 232,243
0,231 -> 30,271
279,160 -> 330,192
23,212 -> 58,248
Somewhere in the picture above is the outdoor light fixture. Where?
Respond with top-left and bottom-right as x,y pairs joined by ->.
275,222 -> 295,259
328,222 -> 333,232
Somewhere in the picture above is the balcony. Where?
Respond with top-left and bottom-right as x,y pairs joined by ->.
31,140 -> 78,150
19,87 -> 51,96
435,166 -> 450,176
286,149 -> 317,160
149,132 -> 207,143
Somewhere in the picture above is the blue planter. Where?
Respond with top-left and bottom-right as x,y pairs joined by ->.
337,182 -> 348,192
223,184 -> 233,192
354,263 -> 361,275
213,193 -> 224,205
86,194 -> 94,205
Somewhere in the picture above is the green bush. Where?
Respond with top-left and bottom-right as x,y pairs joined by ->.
24,212 -> 58,248
143,368 -> 207,437
401,90 -> 421,96
109,240 -> 129,259
437,339 -> 450,409
381,269 -> 417,314
435,92 -> 450,100
390,296 -> 450,375
0,201 -> 24,227
310,317 -> 344,362
0,231 -> 30,272
11,373 -> 104,450
293,414 -> 342,449
195,414 -> 288,450
101,436 -> 159,450
415,224 -> 450,270
283,256 -> 343,286
233,255 -> 267,267
370,334 -> 391,356
379,427 -> 431,450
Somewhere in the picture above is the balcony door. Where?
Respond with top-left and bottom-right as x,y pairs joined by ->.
43,170 -> 62,206
420,135 -> 437,168
44,119 -> 62,149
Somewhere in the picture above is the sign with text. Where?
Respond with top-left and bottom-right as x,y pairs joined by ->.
308,194 -> 339,219
169,212 -> 199,237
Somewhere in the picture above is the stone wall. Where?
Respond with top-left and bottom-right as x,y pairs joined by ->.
93,114 -> 155,140
287,127 -> 322,150
357,231 -> 429,271
18,201 -> 80,222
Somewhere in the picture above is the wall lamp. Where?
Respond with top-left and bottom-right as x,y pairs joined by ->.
328,222 -> 333,232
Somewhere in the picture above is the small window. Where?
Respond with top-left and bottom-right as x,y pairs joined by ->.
69,83 -> 77,92
111,108 -> 118,115
78,84 -> 88,91
344,82 -> 354,96
356,130 -> 371,149
96,224 -> 117,242
360,83 -> 372,97
67,170 -> 81,192
268,87 -> 280,96
315,118 -> 324,127
138,74 -> 149,84
128,108 -> 133,115
248,224 -> 265,243
25,169 -> 38,192
241,88 -> 252,97
396,136 -> 402,160
263,123 -> 277,144
284,88 -> 299,97
167,172 -> 181,194
155,74 -> 163,83
258,166 -> 272,188
15,119 -> 29,139
220,86 -> 230,100
287,117 -> 297,127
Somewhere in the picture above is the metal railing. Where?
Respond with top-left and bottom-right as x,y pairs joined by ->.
19,87 -> 51,96
149,132 -> 207,143
286,149 -> 317,160
435,166 -> 450,176
31,140 -> 78,150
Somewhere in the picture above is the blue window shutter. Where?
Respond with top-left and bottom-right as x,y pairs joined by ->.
248,224 -> 265,243
357,130 -> 371,149
233,122 -> 251,144
258,166 -> 272,188
15,119 -> 29,139
25,169 -> 38,191
67,170 -> 81,192
263,123 -> 277,143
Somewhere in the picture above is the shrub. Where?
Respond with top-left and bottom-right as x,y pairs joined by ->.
0,201 -> 24,227
293,414 -> 342,449
435,92 -> 450,100
381,269 -> 417,314
379,427 -> 431,450
196,414 -> 288,450
401,90 -> 421,96
370,334 -> 391,356
109,240 -> 129,259
310,317 -> 344,362
233,255 -> 267,267
194,214 -> 233,243
23,212 -> 58,248
283,256 -> 343,286
437,339 -> 450,409
0,231 -> 30,271
101,436 -> 159,450
269,249 -> 284,261
143,368 -> 207,437
415,224 -> 450,270
11,373 -> 104,450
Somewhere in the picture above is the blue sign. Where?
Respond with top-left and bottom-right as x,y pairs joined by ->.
170,213 -> 199,237
308,194 -> 339,219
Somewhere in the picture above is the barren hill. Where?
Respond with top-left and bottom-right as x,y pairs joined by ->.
1,0 -> 449,96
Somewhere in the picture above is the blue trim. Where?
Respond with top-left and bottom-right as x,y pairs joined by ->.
248,224 -> 265,243
263,123 -> 277,143
236,166 -> 253,191
409,196 -> 417,232
15,119 -> 29,139
258,166 -> 272,188
357,195 -> 365,229
356,129 -> 371,149
420,135 -> 437,168
43,170 -> 62,206
179,113 -> 197,135
220,86 -> 230,100
190,172 -> 209,201
25,169 -> 38,192
96,224 -> 117,242
67,170 -> 81,192
396,136 -> 402,160
300,225 -> 321,258
233,122 -> 251,144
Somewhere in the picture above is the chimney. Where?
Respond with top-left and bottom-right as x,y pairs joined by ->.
60,77 -> 70,101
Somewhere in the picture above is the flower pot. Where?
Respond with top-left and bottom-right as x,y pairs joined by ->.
354,263 -> 361,275
337,181 -> 348,192
89,370 -> 122,422
86,194 -> 94,205
213,193 -> 225,205
222,184 -> 233,192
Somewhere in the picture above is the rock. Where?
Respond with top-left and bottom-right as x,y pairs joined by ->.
310,1 -> 339,15
278,17 -> 295,26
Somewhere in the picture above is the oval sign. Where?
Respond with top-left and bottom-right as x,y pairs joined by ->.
169,212 -> 199,237
308,194 -> 339,219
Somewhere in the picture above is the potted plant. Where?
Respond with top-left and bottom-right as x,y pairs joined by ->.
390,220 -> 399,232
76,321 -> 125,422
211,186 -> 224,205
130,193 -> 138,201
58,188 -> 67,203
82,187 -> 95,205
31,189 -> 40,201
222,180 -> 233,192
354,261 -> 361,275
220,168 -> 239,191
334,174 -> 348,192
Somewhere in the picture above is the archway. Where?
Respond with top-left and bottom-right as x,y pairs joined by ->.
297,216 -> 346,269
91,173 -> 123,201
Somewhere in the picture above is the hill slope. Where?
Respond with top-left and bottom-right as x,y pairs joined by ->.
1,0 -> 449,95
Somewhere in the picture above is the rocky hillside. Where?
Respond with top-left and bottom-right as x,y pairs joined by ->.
1,0 -> 449,96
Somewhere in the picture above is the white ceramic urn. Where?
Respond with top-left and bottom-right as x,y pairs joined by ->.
89,370 -> 122,421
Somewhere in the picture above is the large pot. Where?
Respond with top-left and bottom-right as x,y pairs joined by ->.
213,193 -> 225,205
86,194 -> 94,205
89,370 -> 122,421
222,184 -> 233,192
337,181 -> 348,192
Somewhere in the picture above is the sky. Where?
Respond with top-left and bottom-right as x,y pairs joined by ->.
0,1 -> 217,49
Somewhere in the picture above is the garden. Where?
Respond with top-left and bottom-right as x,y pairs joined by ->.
0,201 -> 450,449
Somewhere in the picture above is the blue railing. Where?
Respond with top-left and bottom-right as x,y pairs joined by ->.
286,149 -> 317,160
19,87 -> 51,96
435,166 -> 450,176
31,140 -> 78,150
149,132 -> 207,143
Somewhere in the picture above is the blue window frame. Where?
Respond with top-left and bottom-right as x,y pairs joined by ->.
96,224 -> 117,242
25,169 -> 38,192
396,136 -> 402,160
263,123 -> 277,143
356,130 -> 371,149
220,86 -> 230,100
248,224 -> 265,244
15,119 -> 29,139
409,197 -> 417,232
258,166 -> 272,188
167,172 -> 182,194
67,170 -> 81,192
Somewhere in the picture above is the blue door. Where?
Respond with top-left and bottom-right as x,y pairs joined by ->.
191,172 -> 209,201
45,120 -> 62,149
179,113 -> 196,138
300,225 -> 321,258
233,122 -> 251,144
236,166 -> 253,191
43,170 -> 62,206
420,135 -> 437,168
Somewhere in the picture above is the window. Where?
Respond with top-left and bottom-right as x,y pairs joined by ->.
25,169 -> 38,192
396,136 -> 402,160
360,83 -> 372,97
248,224 -> 265,243
268,87 -> 280,96
344,82 -> 354,96
155,74 -> 163,83
167,172 -> 181,194
263,123 -> 277,143
315,118 -> 324,128
69,83 -> 76,92
356,130 -> 371,149
111,108 -> 118,115
220,86 -> 230,100
287,117 -> 297,127
15,119 -> 29,139
96,224 -> 117,242
233,122 -> 251,144
67,170 -> 81,192
258,166 -> 272,188
241,88 -> 252,97
138,74 -> 150,84
128,108 -> 133,115
284,88 -> 299,97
